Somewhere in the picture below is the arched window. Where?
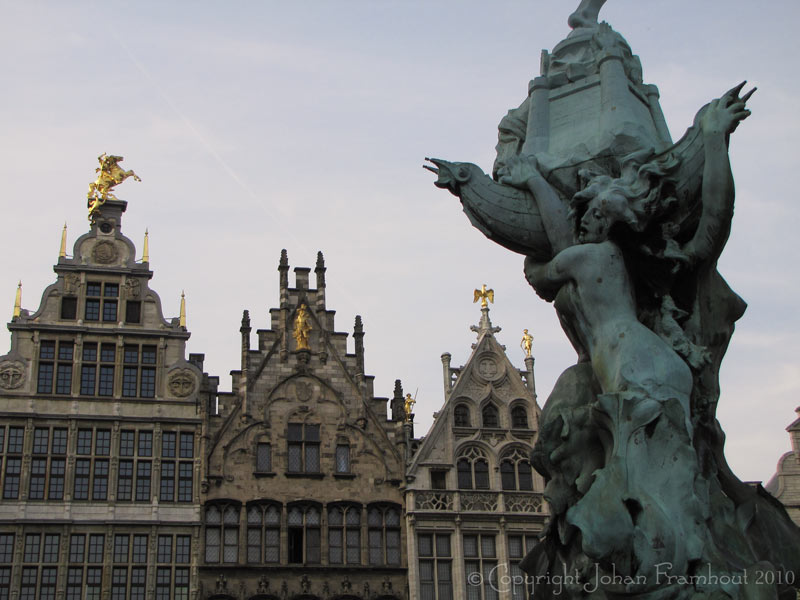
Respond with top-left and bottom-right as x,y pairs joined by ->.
328,504 -> 361,564
246,502 -> 281,563
287,504 -> 321,564
367,504 -> 401,566
511,406 -> 528,429
482,404 -> 499,428
205,503 -> 240,563
456,447 -> 490,490
500,447 -> 534,491
454,404 -> 471,427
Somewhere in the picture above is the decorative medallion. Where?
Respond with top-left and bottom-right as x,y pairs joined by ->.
295,379 -> 313,402
478,356 -> 499,379
92,240 -> 118,264
0,361 -> 25,390
124,278 -> 141,299
168,369 -> 197,397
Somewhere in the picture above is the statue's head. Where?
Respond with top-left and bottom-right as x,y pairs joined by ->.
573,176 -> 640,243
571,154 -> 680,244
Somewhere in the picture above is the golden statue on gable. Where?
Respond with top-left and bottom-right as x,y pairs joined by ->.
87,153 -> 141,220
293,303 -> 312,351
473,284 -> 494,308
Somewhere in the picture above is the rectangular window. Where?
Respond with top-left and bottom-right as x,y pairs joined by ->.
138,432 -> 153,457
29,458 -> 47,499
132,535 -> 148,563
85,299 -> 100,321
74,459 -> 90,500
61,296 -> 77,320
38,362 -> 54,393
122,366 -> 138,397
88,535 -> 104,563
175,568 -> 189,600
43,534 -> 59,562
179,432 -> 193,458
114,535 -> 129,563
66,567 -> 82,600
419,533 -> 453,600
140,368 -> 156,397
287,423 -> 320,473
256,442 -> 271,472
112,567 -> 127,600
156,567 -> 171,600
3,458 -> 21,499
55,363 -> 72,394
96,430 -> 110,455
335,444 -> 350,473
77,429 -> 93,455
464,534 -> 498,600
69,534 -> 85,562
40,567 -> 57,600
24,533 -> 40,562
131,567 -> 146,600
7,428 -> 23,454
98,366 -> 114,396
53,428 -> 67,454
160,462 -> 175,502
0,534 -> 14,562
125,301 -> 141,324
178,462 -> 193,502
103,300 -> 118,322
162,432 -> 176,458
136,461 -> 151,501
33,428 -> 49,454
157,536 -> 172,563
86,567 -> 102,599
120,431 -> 134,456
80,365 -> 96,395
93,459 -> 109,500
49,459 -> 65,500
20,566 -> 37,600
176,536 -> 191,564
117,460 -> 133,501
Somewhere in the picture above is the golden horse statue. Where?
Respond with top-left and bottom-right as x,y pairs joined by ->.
87,153 -> 141,220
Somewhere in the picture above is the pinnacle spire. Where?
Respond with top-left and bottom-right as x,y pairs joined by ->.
59,223 -> 67,258
470,285 -> 501,337
179,291 -> 186,328
142,229 -> 150,263
12,281 -> 21,319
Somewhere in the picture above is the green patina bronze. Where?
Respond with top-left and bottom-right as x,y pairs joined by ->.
427,1 -> 800,598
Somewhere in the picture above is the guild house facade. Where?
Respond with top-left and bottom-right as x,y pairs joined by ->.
0,187 -> 550,600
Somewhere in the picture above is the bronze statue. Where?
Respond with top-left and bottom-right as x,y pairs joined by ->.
87,153 -> 141,220
427,1 -> 800,596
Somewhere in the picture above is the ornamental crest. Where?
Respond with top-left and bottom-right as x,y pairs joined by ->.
0,361 -> 25,390
168,369 -> 197,397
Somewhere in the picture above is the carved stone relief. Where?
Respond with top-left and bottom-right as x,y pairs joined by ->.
92,240 -> 118,264
168,369 -> 197,397
0,361 -> 26,390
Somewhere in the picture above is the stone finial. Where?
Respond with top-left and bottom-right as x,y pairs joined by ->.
391,379 -> 405,421
354,315 -> 363,334
240,310 -> 251,331
315,251 -> 326,288
568,0 -> 607,29
279,249 -> 288,268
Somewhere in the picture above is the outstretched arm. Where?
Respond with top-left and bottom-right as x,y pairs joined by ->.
683,82 -> 754,264
500,155 -> 574,254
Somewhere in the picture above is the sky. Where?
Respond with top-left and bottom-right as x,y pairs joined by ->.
0,0 -> 798,483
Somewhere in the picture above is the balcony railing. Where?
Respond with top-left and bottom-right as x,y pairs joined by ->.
413,490 -> 545,514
